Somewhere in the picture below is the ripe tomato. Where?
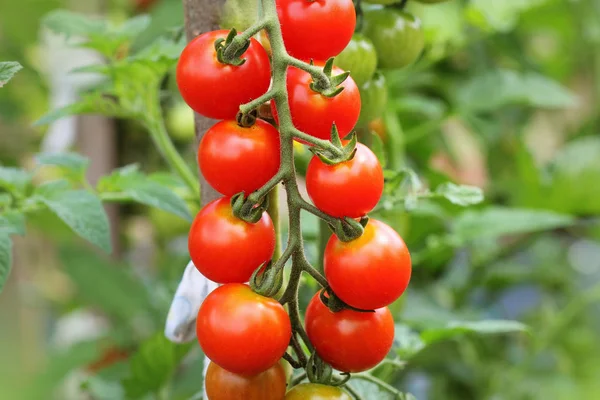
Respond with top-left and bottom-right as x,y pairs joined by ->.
205,361 -> 287,400
188,197 -> 275,283
324,219 -> 412,310
199,120 -> 281,196
285,383 -> 352,399
306,143 -> 383,218
176,30 -> 271,119
363,9 -> 425,69
358,72 -> 388,126
197,284 -> 291,376
276,0 -> 355,60
334,34 -> 377,87
305,292 -> 394,372
271,64 -> 360,142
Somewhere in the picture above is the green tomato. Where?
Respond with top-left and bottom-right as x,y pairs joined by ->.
363,9 -> 425,69
358,71 -> 388,126
166,102 -> 195,141
220,0 -> 258,31
334,34 -> 377,86
285,383 -> 352,400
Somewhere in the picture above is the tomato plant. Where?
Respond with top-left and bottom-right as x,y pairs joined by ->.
306,143 -> 384,218
205,361 -> 287,400
176,30 -> 271,119
196,284 -> 291,376
325,219 -> 412,309
334,34 -> 377,87
276,0 -> 356,61
199,119 -> 281,196
305,292 -> 395,372
285,383 -> 352,399
188,197 -> 275,283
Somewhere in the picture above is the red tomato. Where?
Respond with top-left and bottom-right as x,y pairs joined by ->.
324,219 -> 412,309
271,64 -> 360,142
197,284 -> 292,376
305,292 -> 394,372
306,143 -> 383,218
176,30 -> 271,120
188,197 -> 275,283
205,361 -> 287,400
199,120 -> 281,196
276,0 -> 356,60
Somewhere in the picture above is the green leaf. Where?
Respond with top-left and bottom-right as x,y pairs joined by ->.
43,10 -> 107,37
0,211 -> 26,235
35,186 -> 112,252
394,324 -> 425,359
36,152 -> 90,177
0,234 -> 13,294
370,132 -> 387,168
466,0 -> 550,32
435,182 -> 484,206
99,166 -> 191,221
458,69 -> 576,112
122,333 -> 193,399
80,377 -> 125,400
34,93 -> 128,126
0,62 -> 22,87
453,207 -> 575,243
421,320 -> 529,343
0,166 -> 32,195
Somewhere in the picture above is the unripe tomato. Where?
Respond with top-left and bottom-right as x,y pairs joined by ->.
188,197 -> 275,283
363,9 -> 425,69
166,101 -> 195,141
324,219 -> 412,310
205,361 -> 287,400
334,34 -> 377,87
357,72 -> 388,126
271,64 -> 361,142
276,0 -> 356,60
305,292 -> 394,372
306,143 -> 383,218
199,120 -> 281,196
176,30 -> 271,119
285,383 -> 352,399
197,284 -> 292,376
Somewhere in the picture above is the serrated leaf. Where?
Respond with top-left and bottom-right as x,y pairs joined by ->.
435,182 -> 484,206
0,166 -> 32,195
0,62 -> 22,87
122,333 -> 193,399
421,320 -> 529,343
0,211 -> 26,235
36,188 -> 111,252
458,69 -> 576,112
453,207 -> 575,242
36,152 -> 90,176
0,234 -> 13,294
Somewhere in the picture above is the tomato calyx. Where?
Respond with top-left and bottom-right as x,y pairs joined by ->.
236,109 -> 258,127
328,215 -> 369,243
231,192 -> 269,223
309,124 -> 358,165
320,287 -> 375,313
250,260 -> 284,298
306,352 -> 351,386
215,28 -> 251,66
309,58 -> 351,98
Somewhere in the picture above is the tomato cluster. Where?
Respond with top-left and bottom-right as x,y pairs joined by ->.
173,0 -> 446,398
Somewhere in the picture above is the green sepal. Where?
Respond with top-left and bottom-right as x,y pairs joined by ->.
309,57 -> 350,98
250,261 -> 284,298
309,125 -> 358,165
230,191 -> 269,224
215,28 -> 249,67
307,352 -> 333,385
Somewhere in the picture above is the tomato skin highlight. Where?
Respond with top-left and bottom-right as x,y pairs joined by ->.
188,197 -> 275,283
205,361 -> 287,400
305,292 -> 394,372
197,284 -> 292,376
271,64 -> 361,142
325,219 -> 412,310
285,383 -> 352,399
276,0 -> 356,61
199,120 -> 281,196
306,143 -> 383,218
176,30 -> 271,120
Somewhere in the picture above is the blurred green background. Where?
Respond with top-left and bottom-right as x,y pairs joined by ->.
2,0 -> 600,399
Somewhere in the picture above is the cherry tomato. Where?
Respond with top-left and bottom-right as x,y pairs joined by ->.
325,219 -> 412,310
363,9 -> 425,69
414,0 -> 451,3
197,284 -> 292,376
199,120 -> 281,196
188,197 -> 275,283
205,361 -> 287,400
305,292 -> 394,372
306,143 -> 383,218
358,72 -> 388,126
272,64 -> 360,142
335,34 -> 377,87
176,30 -> 271,119
285,383 -> 352,399
276,0 -> 356,60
